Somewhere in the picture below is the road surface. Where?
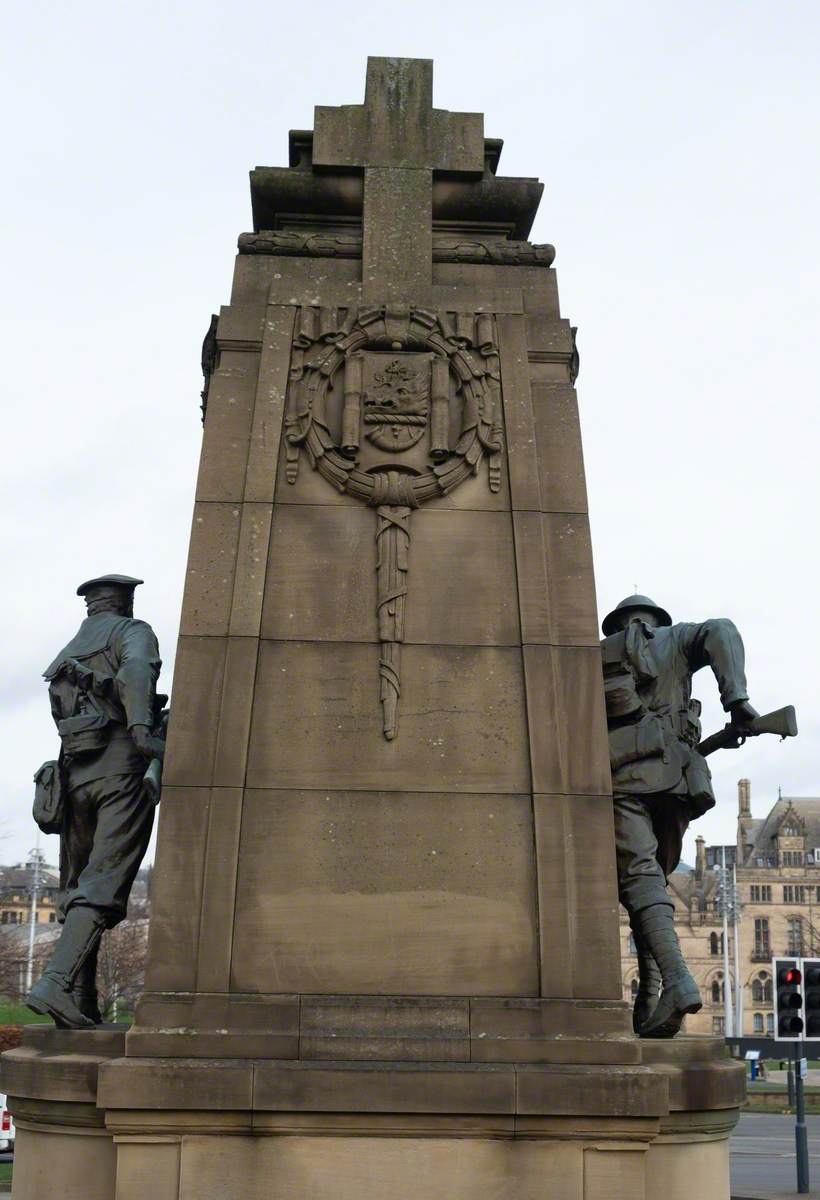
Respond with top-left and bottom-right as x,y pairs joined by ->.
732,1111 -> 820,1197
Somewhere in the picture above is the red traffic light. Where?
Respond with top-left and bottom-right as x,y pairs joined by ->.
780,966 -> 802,985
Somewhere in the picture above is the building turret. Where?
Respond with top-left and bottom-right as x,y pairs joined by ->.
695,835 -> 706,881
737,777 -> 754,863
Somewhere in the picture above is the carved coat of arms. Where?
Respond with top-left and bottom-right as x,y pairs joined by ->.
285,305 -> 503,740
361,354 -> 431,453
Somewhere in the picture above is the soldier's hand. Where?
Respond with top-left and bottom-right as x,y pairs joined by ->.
131,724 -> 156,759
730,700 -> 759,726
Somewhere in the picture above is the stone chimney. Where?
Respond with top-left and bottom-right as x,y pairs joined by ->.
738,778 -> 751,817
695,835 -> 706,881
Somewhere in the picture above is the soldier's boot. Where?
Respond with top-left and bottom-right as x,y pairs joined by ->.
72,943 -> 103,1025
632,903 -> 701,1039
26,907 -> 105,1030
632,929 -> 662,1035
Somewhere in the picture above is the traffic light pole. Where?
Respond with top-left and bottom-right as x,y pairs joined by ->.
795,1042 -> 810,1194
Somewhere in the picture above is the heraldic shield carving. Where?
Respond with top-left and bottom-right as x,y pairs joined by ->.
285,304 -> 503,740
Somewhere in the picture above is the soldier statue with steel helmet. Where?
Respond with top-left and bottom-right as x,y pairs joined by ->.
27,574 -> 166,1028
601,595 -> 759,1039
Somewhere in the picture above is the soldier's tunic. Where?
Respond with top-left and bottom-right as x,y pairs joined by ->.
43,612 -> 161,926
602,618 -> 748,916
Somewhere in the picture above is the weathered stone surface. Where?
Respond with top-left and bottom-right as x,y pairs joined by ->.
246,642 -> 531,792
261,505 -> 520,645
299,996 -> 471,1061
252,1061 -> 517,1115
178,1134 -> 582,1200
143,786 -> 210,992
194,787 -> 244,991
196,350 -> 260,502
534,795 -> 622,1000
230,790 -> 538,996
178,502 -> 242,637
513,511 -> 598,646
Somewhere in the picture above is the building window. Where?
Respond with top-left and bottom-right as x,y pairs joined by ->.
752,973 -> 773,1004
49,912 -> 56,922
754,918 -> 770,958
627,934 -> 637,955
784,885 -> 807,904
767,1013 -> 774,1036
709,932 -> 725,956
751,885 -> 772,902
711,976 -> 724,1005
630,979 -> 639,998
753,1013 -> 764,1034
788,917 -> 804,956
712,1016 -> 725,1034
782,851 -> 804,867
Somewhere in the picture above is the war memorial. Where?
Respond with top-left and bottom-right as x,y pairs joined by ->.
1,58 -> 748,1200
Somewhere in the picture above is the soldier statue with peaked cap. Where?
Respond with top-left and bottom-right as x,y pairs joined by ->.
27,575 -> 165,1028
601,594 -> 758,1039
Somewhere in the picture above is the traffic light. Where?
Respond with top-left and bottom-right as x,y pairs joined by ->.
774,957 -> 804,1040
803,959 -> 820,1038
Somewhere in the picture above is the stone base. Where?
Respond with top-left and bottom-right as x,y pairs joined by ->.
128,993 -> 639,1063
1,1028 -> 744,1200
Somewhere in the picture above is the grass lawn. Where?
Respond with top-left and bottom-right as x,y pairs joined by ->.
0,1162 -> 12,1185
0,1001 -> 48,1025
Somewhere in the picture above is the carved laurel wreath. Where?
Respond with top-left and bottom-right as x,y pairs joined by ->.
285,304 -> 502,504
284,303 -> 503,740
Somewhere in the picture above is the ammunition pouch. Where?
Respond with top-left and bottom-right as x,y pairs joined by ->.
683,748 -> 715,814
33,759 -> 64,834
608,715 -> 666,771
57,711 -> 111,756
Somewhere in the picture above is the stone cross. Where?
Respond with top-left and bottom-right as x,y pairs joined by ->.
313,57 -> 484,296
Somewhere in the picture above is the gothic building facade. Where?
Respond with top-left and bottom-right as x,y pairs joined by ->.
620,779 -> 820,1036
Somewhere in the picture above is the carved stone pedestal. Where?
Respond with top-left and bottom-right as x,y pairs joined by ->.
2,1028 -> 743,1200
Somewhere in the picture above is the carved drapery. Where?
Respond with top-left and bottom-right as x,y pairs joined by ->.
285,304 -> 503,739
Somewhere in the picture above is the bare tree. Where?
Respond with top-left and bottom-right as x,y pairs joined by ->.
95,920 -> 148,1020
0,925 -> 53,1005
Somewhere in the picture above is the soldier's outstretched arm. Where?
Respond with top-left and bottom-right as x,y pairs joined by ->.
676,619 -> 751,714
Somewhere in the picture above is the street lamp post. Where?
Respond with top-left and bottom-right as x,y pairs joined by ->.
733,861 -> 743,1034
718,846 -> 742,1038
24,840 -> 42,994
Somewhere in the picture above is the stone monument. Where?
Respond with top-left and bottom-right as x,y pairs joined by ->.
1,58 -> 743,1200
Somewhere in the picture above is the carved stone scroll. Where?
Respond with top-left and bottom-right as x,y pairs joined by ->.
239,230 -> 556,267
284,304 -> 503,738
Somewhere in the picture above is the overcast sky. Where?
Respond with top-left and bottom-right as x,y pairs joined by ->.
2,0 -> 817,873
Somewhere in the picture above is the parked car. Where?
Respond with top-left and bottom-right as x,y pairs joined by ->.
0,1094 -> 14,1153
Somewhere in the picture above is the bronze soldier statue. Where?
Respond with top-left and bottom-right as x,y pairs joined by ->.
27,575 -> 165,1029
601,595 -> 758,1039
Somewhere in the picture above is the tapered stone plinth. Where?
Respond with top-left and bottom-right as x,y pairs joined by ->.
1,58 -> 744,1200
